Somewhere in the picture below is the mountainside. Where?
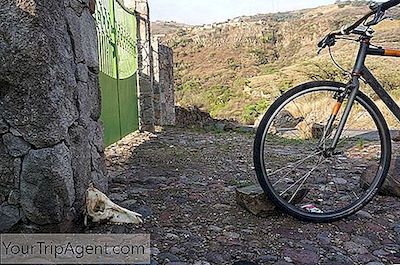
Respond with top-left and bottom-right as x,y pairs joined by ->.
154,3 -> 400,125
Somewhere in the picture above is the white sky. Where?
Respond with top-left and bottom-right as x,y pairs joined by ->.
150,0 -> 335,25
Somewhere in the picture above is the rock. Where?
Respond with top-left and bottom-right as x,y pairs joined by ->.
372,248 -> 390,257
352,236 -> 373,248
158,253 -> 180,262
0,117 -> 9,134
165,233 -> 179,240
165,263 -> 189,265
7,190 -> 20,206
170,246 -> 183,255
311,123 -> 325,139
9,128 -> 23,137
366,262 -> 385,265
2,133 -> 31,157
150,259 -> 159,265
209,225 -> 223,232
175,106 -> 237,129
76,63 -> 89,82
214,123 -> 226,131
283,248 -> 319,264
344,241 -> 369,255
237,126 -> 255,133
223,231 -> 240,239
333,177 -> 347,185
80,9 -> 99,71
317,233 -> 331,245
20,143 -> 75,225
0,203 -> 22,232
68,124 -> 94,209
150,247 -> 160,256
136,205 -> 153,218
194,261 -> 211,265
360,157 -> 400,197
274,110 -> 305,130
325,253 -> 353,265
356,210 -> 373,219
283,257 -> 293,263
236,185 -> 276,216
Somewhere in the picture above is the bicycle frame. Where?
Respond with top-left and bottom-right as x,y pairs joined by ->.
331,36 -> 400,150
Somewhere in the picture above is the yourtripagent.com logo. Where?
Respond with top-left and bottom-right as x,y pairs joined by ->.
0,234 -> 150,264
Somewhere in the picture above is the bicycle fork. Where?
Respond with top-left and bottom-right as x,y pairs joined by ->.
322,37 -> 369,155
320,77 -> 360,156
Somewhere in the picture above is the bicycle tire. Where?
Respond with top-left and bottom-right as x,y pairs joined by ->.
253,81 -> 391,223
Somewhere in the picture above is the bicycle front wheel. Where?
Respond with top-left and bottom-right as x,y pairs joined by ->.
253,81 -> 391,222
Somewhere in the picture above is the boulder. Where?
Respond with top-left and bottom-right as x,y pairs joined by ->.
2,133 -> 31,157
236,185 -> 276,216
360,157 -> 400,197
20,143 -> 75,225
0,203 -> 22,232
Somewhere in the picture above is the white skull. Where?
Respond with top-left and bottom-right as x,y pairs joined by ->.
85,185 -> 143,225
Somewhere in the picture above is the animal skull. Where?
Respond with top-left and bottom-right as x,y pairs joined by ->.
85,185 -> 143,225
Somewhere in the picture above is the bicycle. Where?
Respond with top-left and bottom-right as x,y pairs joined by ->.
253,0 -> 400,223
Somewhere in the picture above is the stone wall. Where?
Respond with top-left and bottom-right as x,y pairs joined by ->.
126,0 -> 176,129
0,0 -> 108,232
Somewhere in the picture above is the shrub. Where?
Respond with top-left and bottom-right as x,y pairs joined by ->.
242,99 -> 271,124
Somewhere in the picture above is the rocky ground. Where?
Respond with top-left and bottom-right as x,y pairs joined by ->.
86,127 -> 400,265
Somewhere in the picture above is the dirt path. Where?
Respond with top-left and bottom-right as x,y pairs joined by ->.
86,127 -> 400,265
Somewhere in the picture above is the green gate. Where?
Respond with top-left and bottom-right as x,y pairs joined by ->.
96,0 -> 139,146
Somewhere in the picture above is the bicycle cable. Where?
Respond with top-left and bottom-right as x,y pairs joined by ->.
328,38 -> 368,83
328,45 -> 352,77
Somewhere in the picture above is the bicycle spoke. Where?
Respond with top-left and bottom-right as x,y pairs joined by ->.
270,151 -> 323,187
281,156 -> 326,198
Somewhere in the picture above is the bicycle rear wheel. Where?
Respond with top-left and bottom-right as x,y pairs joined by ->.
253,81 -> 391,222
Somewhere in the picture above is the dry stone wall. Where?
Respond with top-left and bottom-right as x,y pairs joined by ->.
0,0 -> 108,232
133,0 -> 175,129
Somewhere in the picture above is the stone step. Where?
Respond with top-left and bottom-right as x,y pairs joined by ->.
235,185 -> 276,216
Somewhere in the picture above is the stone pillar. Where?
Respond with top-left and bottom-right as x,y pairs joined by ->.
159,44 -> 176,126
151,37 -> 162,125
0,0 -> 108,232
135,0 -> 155,131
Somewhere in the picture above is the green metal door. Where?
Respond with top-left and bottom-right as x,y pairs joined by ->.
96,0 -> 139,146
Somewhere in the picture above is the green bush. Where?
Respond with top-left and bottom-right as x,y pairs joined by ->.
248,48 -> 269,65
242,99 -> 270,124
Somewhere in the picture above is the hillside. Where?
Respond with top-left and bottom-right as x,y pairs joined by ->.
155,3 -> 400,125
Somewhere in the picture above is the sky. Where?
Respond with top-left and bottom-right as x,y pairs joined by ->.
150,0 -> 335,25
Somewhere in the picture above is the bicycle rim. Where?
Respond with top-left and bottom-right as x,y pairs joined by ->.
254,82 -> 391,222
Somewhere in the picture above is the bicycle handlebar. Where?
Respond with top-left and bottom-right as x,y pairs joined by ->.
381,0 -> 400,11
318,0 -> 400,51
317,11 -> 374,49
